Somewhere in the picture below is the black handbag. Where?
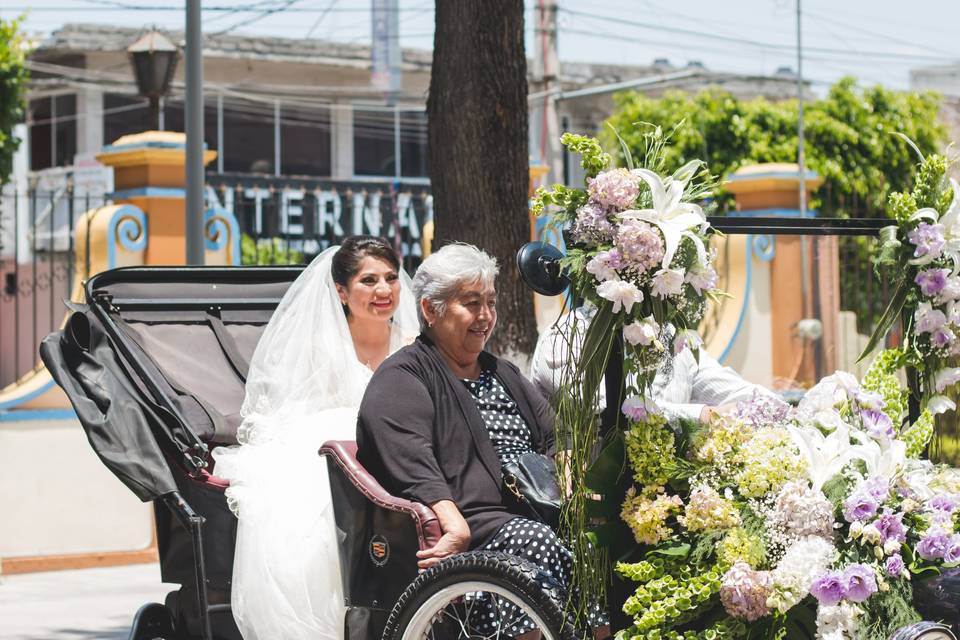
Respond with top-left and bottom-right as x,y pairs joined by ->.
502,451 -> 562,529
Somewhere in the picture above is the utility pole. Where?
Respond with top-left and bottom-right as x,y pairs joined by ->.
531,0 -> 562,184
185,0 -> 205,265
796,0 -> 806,218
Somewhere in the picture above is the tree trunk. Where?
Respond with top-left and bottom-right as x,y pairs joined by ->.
427,0 -> 536,363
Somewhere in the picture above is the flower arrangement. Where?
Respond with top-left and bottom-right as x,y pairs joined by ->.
614,361 -> 960,640
863,143 -> 960,425
532,126 -> 721,614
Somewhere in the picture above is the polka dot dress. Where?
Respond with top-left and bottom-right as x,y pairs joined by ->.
461,371 -> 607,637
461,369 -> 534,466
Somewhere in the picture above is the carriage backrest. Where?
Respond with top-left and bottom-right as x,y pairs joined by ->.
88,267 -> 302,446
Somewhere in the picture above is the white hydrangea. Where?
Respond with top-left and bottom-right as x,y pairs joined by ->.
768,536 -> 837,613
816,602 -> 862,640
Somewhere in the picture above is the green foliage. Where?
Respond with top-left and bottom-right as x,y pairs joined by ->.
0,16 -> 29,185
560,132 -> 611,178
903,409 -> 935,458
240,234 -> 304,265
604,77 -> 946,217
859,578 -> 921,640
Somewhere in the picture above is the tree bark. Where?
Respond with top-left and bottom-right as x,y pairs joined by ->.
428,0 -> 536,363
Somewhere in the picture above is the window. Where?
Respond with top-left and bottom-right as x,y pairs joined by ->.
222,98 -> 275,174
29,94 -> 77,170
353,107 -> 396,176
103,93 -> 150,146
399,110 -> 428,178
162,97 -> 218,156
281,103 -> 331,177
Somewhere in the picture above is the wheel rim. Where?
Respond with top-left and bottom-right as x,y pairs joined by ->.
402,579 -> 558,640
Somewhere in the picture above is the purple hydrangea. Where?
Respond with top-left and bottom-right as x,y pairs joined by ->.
861,409 -> 895,440
916,268 -> 952,297
571,203 -> 615,245
615,218 -> 665,273
885,554 -> 906,578
917,529 -> 952,561
810,572 -> 846,606
587,169 -> 639,210
843,564 -> 879,603
908,222 -> 946,259
874,511 -> 907,545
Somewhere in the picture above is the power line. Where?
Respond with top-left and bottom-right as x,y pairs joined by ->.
214,0 -> 304,36
304,0 -> 339,39
559,7 -> 959,64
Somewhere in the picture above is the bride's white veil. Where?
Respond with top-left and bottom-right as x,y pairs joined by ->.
213,244 -> 419,640
237,244 -> 419,444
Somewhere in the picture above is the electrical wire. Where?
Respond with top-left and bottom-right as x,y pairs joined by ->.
304,0 -> 340,39
559,7 -> 959,64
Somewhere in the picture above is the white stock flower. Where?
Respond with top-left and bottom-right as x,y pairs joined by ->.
596,279 -> 643,314
651,267 -> 686,298
623,316 -> 660,347
935,368 -> 960,393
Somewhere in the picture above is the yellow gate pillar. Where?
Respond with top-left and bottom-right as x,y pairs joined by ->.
725,163 -> 833,387
96,131 -> 238,266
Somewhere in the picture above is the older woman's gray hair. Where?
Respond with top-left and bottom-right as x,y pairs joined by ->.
412,243 -> 499,330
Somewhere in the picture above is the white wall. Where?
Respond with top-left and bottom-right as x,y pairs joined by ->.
0,419 -> 153,558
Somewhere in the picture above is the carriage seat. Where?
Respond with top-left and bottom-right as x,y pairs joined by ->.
320,440 -> 442,551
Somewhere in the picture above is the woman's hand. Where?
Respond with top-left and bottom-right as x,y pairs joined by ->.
417,500 -> 471,569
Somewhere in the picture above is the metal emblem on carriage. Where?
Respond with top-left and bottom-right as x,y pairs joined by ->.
369,534 -> 390,567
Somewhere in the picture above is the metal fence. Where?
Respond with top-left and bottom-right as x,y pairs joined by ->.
1,186 -> 107,389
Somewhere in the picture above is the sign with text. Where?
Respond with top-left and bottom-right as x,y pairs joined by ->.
206,175 -> 431,261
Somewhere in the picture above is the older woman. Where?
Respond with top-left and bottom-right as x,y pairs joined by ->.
357,243 -> 602,637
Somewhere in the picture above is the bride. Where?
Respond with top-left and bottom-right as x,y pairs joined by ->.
212,236 -> 419,640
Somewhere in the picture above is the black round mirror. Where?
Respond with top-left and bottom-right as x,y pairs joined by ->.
516,242 -> 569,296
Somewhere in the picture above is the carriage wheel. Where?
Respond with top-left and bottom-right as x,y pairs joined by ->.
382,551 -> 580,640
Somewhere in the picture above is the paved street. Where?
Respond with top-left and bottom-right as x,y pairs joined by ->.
0,563 -> 174,640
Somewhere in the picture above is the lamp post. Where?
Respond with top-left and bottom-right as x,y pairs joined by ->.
127,29 -> 179,131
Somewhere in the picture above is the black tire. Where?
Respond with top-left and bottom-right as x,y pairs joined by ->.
382,551 -> 579,640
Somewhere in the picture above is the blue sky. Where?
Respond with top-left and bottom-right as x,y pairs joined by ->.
3,0 -> 959,93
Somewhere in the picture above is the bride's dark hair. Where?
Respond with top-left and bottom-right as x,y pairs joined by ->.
331,235 -> 400,289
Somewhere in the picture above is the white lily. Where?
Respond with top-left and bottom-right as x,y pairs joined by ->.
787,422 -> 860,491
619,162 -> 709,269
849,430 -> 907,481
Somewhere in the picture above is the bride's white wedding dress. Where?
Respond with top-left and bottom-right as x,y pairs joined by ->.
212,247 -> 418,640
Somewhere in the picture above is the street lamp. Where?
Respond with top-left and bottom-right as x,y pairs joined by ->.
127,29 -> 179,131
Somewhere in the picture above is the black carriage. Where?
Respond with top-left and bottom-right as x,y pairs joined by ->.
40,265 -> 577,640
